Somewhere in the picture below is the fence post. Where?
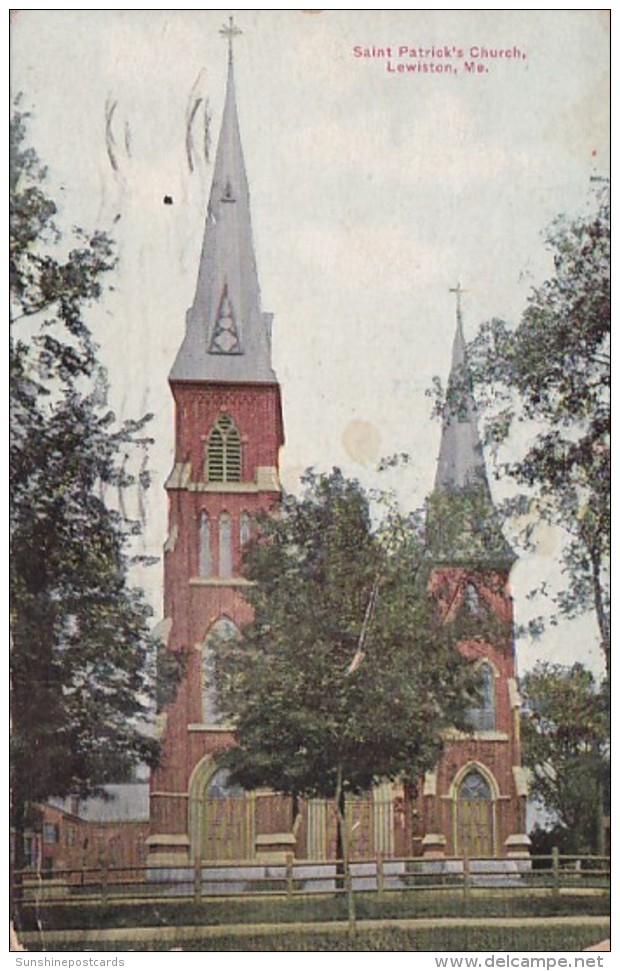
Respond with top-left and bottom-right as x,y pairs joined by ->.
345,855 -> 356,935
552,846 -> 560,899
100,861 -> 109,903
193,855 -> 202,904
463,853 -> 470,916
376,852 -> 384,900
286,852 -> 294,899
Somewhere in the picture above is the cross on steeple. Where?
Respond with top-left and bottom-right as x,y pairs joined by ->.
220,15 -> 242,64
449,282 -> 469,321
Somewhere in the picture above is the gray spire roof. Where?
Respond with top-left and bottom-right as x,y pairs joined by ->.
434,305 -> 491,494
429,291 -> 515,567
170,40 -> 277,384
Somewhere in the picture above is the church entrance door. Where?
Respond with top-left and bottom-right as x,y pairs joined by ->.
202,769 -> 249,861
456,769 -> 494,858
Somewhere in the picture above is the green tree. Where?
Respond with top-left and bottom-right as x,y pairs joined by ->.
212,469 -> 489,865
465,188 -> 610,676
521,663 -> 609,855
10,110 -> 160,884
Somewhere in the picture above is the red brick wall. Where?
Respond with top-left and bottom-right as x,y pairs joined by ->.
151,379 -> 284,836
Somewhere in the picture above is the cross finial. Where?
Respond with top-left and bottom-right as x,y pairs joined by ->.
220,15 -> 242,65
449,282 -> 469,321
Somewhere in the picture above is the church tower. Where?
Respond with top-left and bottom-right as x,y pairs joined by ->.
148,20 -> 284,865
416,286 -> 530,861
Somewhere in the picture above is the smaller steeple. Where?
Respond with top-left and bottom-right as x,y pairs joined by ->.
428,285 -> 514,567
171,17 -> 277,384
434,284 -> 491,494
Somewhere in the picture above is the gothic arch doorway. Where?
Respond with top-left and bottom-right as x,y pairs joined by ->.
188,757 -> 254,861
453,765 -> 497,858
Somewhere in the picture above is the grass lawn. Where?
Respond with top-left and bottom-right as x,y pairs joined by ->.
29,923 -> 611,952
17,888 -> 610,933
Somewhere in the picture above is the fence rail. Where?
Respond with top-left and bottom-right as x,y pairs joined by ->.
11,852 -> 610,909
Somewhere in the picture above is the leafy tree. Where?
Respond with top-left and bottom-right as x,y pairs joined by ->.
462,187 -> 610,676
10,110 -> 162,883
212,468 -> 490,864
521,663 -> 609,855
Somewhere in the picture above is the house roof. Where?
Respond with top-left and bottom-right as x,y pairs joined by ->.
50,783 -> 150,823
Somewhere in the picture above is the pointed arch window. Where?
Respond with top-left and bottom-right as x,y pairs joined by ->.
202,617 -> 240,724
219,512 -> 232,578
466,661 -> 496,732
464,582 -> 481,616
199,512 -> 212,577
206,414 -> 242,483
207,768 -> 243,798
240,512 -> 251,549
459,769 -> 492,801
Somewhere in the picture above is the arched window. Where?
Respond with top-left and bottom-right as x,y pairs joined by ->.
206,414 -> 242,483
464,582 -> 481,615
240,512 -> 251,549
459,769 -> 492,801
466,662 -> 496,731
202,617 -> 240,723
207,768 -> 244,799
199,512 -> 211,577
219,512 -> 232,577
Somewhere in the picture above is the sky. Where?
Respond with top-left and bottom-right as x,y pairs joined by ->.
10,8 -> 610,677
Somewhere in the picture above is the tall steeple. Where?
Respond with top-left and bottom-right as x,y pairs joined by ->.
151,19 -> 284,867
170,17 -> 276,384
429,284 -> 514,566
434,284 -> 491,494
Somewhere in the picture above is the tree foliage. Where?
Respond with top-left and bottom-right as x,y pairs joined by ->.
212,469 -> 489,824
464,187 -> 610,675
10,109 -> 161,849
521,663 -> 609,854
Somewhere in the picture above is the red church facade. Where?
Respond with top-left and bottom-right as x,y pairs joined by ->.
148,24 -> 530,868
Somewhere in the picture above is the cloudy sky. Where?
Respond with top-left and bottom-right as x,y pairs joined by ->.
11,9 -> 610,676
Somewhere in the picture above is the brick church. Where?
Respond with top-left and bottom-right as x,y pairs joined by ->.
148,22 -> 530,867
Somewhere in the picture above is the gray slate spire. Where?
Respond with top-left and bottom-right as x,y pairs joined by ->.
170,26 -> 277,384
429,286 -> 515,567
434,289 -> 491,495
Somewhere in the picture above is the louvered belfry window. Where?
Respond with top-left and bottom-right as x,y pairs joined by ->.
206,414 -> 242,483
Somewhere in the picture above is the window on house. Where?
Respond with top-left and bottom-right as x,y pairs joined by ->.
465,662 -> 496,731
23,837 -> 36,869
206,414 -> 242,483
219,512 -> 232,578
43,823 -> 59,844
199,512 -> 212,577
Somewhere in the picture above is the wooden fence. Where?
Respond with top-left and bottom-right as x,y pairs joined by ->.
11,852 -> 610,908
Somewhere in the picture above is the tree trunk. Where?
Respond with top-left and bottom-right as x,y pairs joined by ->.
590,548 -> 610,682
333,766 -> 355,932
335,784 -> 346,880
291,791 -> 299,829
